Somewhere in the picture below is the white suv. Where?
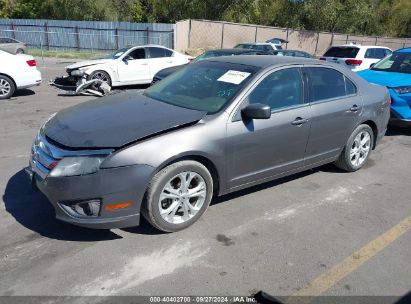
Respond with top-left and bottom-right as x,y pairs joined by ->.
320,44 -> 392,72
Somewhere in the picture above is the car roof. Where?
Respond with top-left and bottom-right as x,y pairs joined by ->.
396,47 -> 411,53
207,55 -> 318,68
205,48 -> 269,54
329,44 -> 390,49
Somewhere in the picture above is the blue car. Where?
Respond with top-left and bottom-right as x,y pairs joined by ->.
358,48 -> 411,126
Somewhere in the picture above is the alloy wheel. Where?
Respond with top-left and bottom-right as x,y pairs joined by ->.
350,130 -> 371,167
91,72 -> 109,83
0,79 -> 11,98
158,171 -> 207,224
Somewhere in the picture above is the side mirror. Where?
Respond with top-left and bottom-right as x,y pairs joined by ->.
122,55 -> 133,63
370,63 -> 376,68
241,103 -> 271,120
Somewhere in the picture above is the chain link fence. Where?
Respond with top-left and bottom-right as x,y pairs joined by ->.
0,19 -> 175,57
176,19 -> 411,56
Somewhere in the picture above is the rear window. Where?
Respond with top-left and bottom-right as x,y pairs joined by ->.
323,47 -> 360,58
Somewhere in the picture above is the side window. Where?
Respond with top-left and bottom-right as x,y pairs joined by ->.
164,49 -> 173,57
307,67 -> 347,101
128,48 -> 146,59
344,76 -> 357,95
365,48 -> 386,59
248,68 -> 303,111
148,47 -> 169,58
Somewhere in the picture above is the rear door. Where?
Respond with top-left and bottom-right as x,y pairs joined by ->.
303,66 -> 363,165
322,46 -> 360,70
226,67 -> 311,188
146,47 -> 176,79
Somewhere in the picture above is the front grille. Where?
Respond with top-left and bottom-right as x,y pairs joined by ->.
30,134 -> 61,179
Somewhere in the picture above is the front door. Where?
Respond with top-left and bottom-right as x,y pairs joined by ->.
226,67 -> 311,189
117,47 -> 150,84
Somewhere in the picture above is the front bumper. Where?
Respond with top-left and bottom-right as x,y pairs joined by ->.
25,162 -> 155,229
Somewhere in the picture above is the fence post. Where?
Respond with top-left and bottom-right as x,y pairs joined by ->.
345,34 -> 349,44
44,22 -> 50,50
188,19 -> 192,49
115,28 -> 119,49
330,32 -> 334,46
375,37 -> 378,45
75,26 -> 80,51
314,32 -> 319,55
220,23 -> 224,48
254,26 -> 258,42
11,22 -> 16,39
285,28 -> 289,50
146,27 -> 149,44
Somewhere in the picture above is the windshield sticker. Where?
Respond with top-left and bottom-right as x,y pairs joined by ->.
217,70 -> 251,85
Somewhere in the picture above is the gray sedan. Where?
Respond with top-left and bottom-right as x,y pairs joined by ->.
0,37 -> 27,54
25,56 -> 390,232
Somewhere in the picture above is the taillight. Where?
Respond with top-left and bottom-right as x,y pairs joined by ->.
345,59 -> 362,66
26,59 -> 36,67
319,57 -> 326,61
188,57 -> 194,62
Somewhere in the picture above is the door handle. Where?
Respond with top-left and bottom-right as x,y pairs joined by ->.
291,117 -> 309,125
349,105 -> 359,112
141,63 -> 148,66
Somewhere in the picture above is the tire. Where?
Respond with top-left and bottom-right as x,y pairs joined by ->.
87,70 -> 112,87
142,160 -> 213,232
16,48 -> 24,54
0,75 -> 16,100
335,124 -> 374,172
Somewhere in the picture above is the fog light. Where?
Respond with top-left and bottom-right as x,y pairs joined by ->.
60,199 -> 101,217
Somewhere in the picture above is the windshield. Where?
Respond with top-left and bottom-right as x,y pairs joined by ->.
192,51 -> 221,63
145,61 -> 259,114
106,47 -> 131,59
371,52 -> 411,74
235,44 -> 261,50
324,47 -> 359,58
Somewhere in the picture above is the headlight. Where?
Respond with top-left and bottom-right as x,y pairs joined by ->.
70,69 -> 85,77
392,86 -> 411,95
49,156 -> 105,177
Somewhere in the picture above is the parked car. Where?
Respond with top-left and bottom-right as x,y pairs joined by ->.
26,56 -> 390,232
64,45 -> 192,87
320,44 -> 392,71
0,37 -> 27,54
152,48 -> 272,84
0,50 -> 41,99
272,49 -> 313,58
234,42 -> 284,52
357,47 -> 411,126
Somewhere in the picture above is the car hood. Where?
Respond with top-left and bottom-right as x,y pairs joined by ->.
357,69 -> 411,87
44,92 -> 207,149
66,59 -> 113,70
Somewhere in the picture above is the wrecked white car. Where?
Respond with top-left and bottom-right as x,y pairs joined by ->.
50,44 -> 192,96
